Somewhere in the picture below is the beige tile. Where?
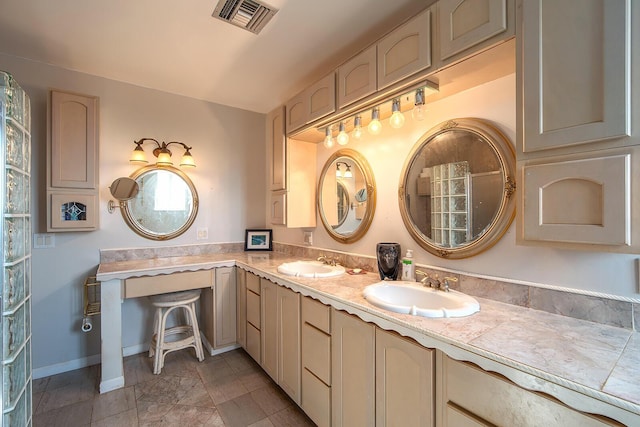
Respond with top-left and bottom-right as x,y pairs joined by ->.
32,399 -> 93,427
268,406 -> 315,427
238,368 -> 271,392
139,403 -> 217,426
136,400 -> 175,424
217,393 -> 268,427
91,386 -> 136,422
223,349 -> 258,373
248,419 -> 275,427
36,379 -> 98,414
250,383 -> 292,416
204,372 -> 249,404
45,365 -> 99,391
90,408 -> 138,427
32,377 -> 49,394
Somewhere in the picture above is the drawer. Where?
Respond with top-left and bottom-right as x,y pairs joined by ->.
302,368 -> 331,427
123,270 -> 212,298
302,323 -> 331,385
246,271 -> 261,294
302,296 -> 330,334
246,289 -> 260,329
246,323 -> 261,363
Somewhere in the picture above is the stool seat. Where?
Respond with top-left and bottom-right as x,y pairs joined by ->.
148,289 -> 205,374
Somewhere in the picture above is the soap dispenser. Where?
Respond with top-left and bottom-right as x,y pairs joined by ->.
401,249 -> 415,281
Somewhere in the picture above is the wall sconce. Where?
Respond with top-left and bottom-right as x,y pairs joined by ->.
389,98 -> 405,129
336,161 -> 353,178
368,108 -> 382,135
412,88 -> 426,121
352,116 -> 363,140
337,122 -> 349,146
323,127 -> 335,149
130,138 -> 196,167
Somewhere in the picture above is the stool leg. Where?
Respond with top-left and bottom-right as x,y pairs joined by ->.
187,302 -> 205,361
154,307 -> 171,374
149,307 -> 160,358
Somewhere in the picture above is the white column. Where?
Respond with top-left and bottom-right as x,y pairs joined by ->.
99,278 -> 125,393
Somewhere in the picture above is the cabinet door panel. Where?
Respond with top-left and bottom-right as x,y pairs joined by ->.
278,286 -> 301,403
375,329 -> 434,426
267,106 -> 286,191
439,0 -> 509,61
302,323 -> 331,385
522,154 -> 630,245
285,93 -> 306,133
236,268 -> 246,349
302,369 -> 331,427
214,267 -> 236,348
246,323 -> 261,363
261,279 -> 278,381
331,309 -> 375,427
301,296 -> 330,334
337,45 -> 377,108
307,73 -> 336,123
246,290 -> 260,329
377,9 -> 432,89
521,0 -> 630,152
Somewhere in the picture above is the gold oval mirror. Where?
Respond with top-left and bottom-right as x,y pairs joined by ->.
318,149 -> 376,244
399,118 -> 516,258
122,165 -> 199,240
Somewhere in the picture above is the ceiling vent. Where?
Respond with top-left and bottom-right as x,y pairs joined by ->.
212,0 -> 278,34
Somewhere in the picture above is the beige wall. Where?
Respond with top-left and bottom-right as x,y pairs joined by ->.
276,74 -> 640,300
0,53 -> 266,372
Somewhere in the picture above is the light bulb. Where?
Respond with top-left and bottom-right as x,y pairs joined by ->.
337,122 -> 349,145
412,88 -> 426,121
389,99 -> 405,129
323,127 -> 335,149
368,108 -> 382,135
352,116 -> 363,139
344,165 -> 353,178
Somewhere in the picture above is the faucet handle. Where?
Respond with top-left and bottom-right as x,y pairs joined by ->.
441,276 -> 458,292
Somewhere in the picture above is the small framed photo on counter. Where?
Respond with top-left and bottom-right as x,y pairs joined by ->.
245,229 -> 273,251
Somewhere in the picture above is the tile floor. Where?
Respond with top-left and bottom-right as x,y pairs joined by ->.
32,348 -> 315,426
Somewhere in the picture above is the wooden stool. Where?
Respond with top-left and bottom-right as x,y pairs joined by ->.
148,289 -> 205,374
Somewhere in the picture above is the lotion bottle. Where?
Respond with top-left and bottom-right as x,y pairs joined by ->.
401,249 -> 415,281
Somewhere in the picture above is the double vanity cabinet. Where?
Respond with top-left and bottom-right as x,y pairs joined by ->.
234,267 -> 627,427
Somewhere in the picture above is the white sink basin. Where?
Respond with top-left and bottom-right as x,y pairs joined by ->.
363,281 -> 480,318
277,261 -> 345,278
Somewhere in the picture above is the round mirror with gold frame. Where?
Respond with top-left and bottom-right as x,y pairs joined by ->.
399,118 -> 516,259
318,149 -> 376,244
122,165 -> 199,240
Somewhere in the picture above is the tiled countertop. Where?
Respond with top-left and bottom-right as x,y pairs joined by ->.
97,251 -> 640,423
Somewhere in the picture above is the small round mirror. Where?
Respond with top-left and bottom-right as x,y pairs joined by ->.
109,177 -> 139,201
121,165 -> 198,240
318,149 -> 376,244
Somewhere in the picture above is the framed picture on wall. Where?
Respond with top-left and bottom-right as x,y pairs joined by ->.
244,229 -> 273,251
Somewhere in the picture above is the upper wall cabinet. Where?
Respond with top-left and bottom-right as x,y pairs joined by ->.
285,73 -> 336,134
377,8 -> 433,90
520,0 -> 630,153
337,45 -> 377,109
267,106 -> 286,191
47,89 -> 100,232
438,0 -> 514,65
517,0 -> 640,252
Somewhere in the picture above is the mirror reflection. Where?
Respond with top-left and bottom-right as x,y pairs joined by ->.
399,118 -> 515,258
318,149 -> 376,244
122,165 -> 199,240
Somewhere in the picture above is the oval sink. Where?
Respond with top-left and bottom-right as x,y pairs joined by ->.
363,281 -> 480,318
277,261 -> 345,278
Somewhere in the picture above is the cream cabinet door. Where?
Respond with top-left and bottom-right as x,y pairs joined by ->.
266,106 -> 286,191
235,268 -> 246,349
438,0 -> 511,62
306,72 -> 336,123
377,8 -> 432,90
260,278 -> 278,381
285,91 -> 307,133
375,328 -> 434,426
285,139 -> 317,228
337,45 -> 377,108
331,309 -> 375,427
277,285 -> 301,403
520,0 -> 630,152
214,267 -> 237,348
246,273 -> 261,363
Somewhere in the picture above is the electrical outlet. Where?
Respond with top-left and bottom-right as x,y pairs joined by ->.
197,228 -> 208,240
636,258 -> 640,294
33,233 -> 55,249
303,231 -> 313,246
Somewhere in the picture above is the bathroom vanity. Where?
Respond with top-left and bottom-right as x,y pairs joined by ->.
95,250 -> 639,426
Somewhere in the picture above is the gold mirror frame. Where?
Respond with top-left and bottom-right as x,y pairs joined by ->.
318,149 -> 377,244
398,118 -> 516,259
122,165 -> 199,240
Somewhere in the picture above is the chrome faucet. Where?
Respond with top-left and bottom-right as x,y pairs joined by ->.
415,270 -> 457,292
317,254 -> 337,266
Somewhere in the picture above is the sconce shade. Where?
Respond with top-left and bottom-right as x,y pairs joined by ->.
180,149 -> 196,167
130,145 -> 148,164
156,149 -> 173,165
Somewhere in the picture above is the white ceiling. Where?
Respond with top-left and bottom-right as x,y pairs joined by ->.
0,0 -> 427,113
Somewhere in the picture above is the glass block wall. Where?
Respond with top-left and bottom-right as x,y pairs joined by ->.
1,71 -> 32,427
